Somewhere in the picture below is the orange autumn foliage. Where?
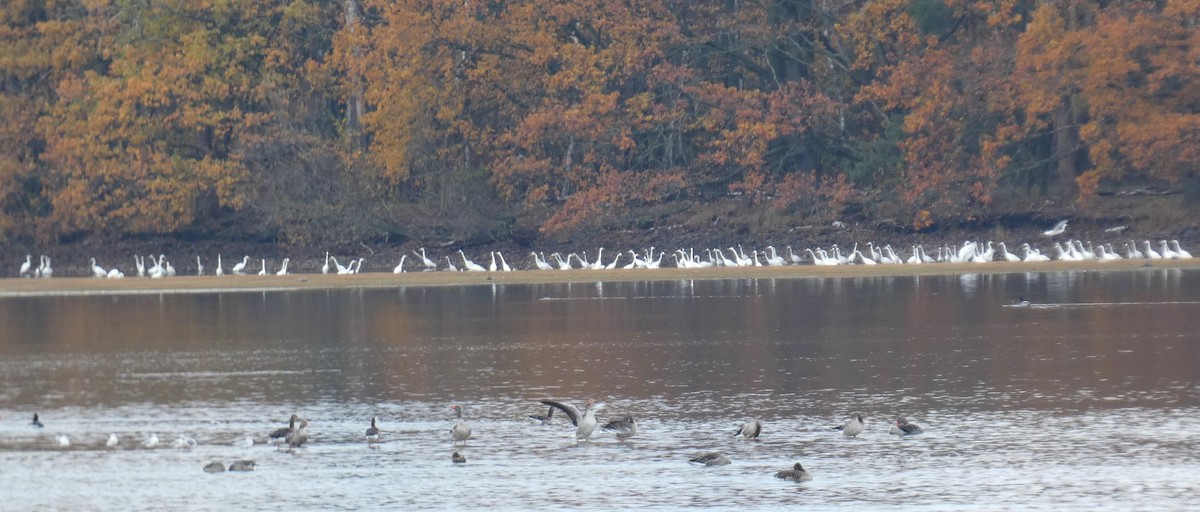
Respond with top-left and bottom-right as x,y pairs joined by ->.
2,0 -> 1198,245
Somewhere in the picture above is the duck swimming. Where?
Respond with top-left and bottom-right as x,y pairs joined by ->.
286,419 -> 309,448
890,416 -> 924,436
229,460 -> 256,471
775,462 -> 813,482
601,415 -> 639,442
269,414 -> 300,448
450,405 -> 472,445
689,452 -> 731,466
833,413 -> 865,437
366,416 -> 382,446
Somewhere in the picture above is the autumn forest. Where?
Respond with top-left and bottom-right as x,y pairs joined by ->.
2,0 -> 1198,250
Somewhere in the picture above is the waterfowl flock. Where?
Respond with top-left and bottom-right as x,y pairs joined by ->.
17,406 -> 922,482
9,233 -> 1195,279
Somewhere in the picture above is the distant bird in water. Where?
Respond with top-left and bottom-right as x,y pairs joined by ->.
204,461 -> 226,473
56,434 -> 71,448
601,415 -> 639,442
734,418 -> 763,440
528,405 -> 556,425
540,399 -> 605,442
142,433 -> 160,448
229,460 -> 256,472
775,462 -> 814,482
30,413 -> 43,428
270,414 -> 300,449
366,416 -> 382,446
689,452 -> 731,466
890,416 -> 924,436
450,405 -> 472,445
1042,219 -> 1069,236
1012,296 -> 1031,307
833,413 -> 865,437
173,434 -> 197,449
452,451 -> 466,464
287,419 -> 309,448
106,433 -> 119,449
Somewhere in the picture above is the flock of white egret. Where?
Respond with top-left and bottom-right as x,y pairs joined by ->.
10,231 -> 1194,279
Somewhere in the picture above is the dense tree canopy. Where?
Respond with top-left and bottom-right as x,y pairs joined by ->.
2,0 -> 1197,246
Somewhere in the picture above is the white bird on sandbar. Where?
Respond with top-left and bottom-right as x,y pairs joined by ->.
90,258 -> 107,278
1171,240 -> 1192,259
231,255 -> 249,275
496,252 -> 513,272
415,248 -> 438,270
460,250 -> 486,272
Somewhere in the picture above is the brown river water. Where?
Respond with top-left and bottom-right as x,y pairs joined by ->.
2,268 -> 1199,510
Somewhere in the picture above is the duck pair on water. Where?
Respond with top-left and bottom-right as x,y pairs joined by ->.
688,452 -> 812,482
204,460 -> 256,473
832,414 -> 924,437
268,414 -> 309,448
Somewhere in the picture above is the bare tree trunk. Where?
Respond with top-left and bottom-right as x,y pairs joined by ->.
1053,101 -> 1077,196
344,0 -> 364,143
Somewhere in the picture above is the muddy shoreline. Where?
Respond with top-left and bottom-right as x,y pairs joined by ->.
3,258 -> 1197,297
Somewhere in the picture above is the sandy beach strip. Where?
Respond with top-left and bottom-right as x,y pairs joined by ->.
2,259 -> 1198,298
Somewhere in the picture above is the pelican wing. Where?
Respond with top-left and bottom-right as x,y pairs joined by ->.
540,399 -> 582,426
